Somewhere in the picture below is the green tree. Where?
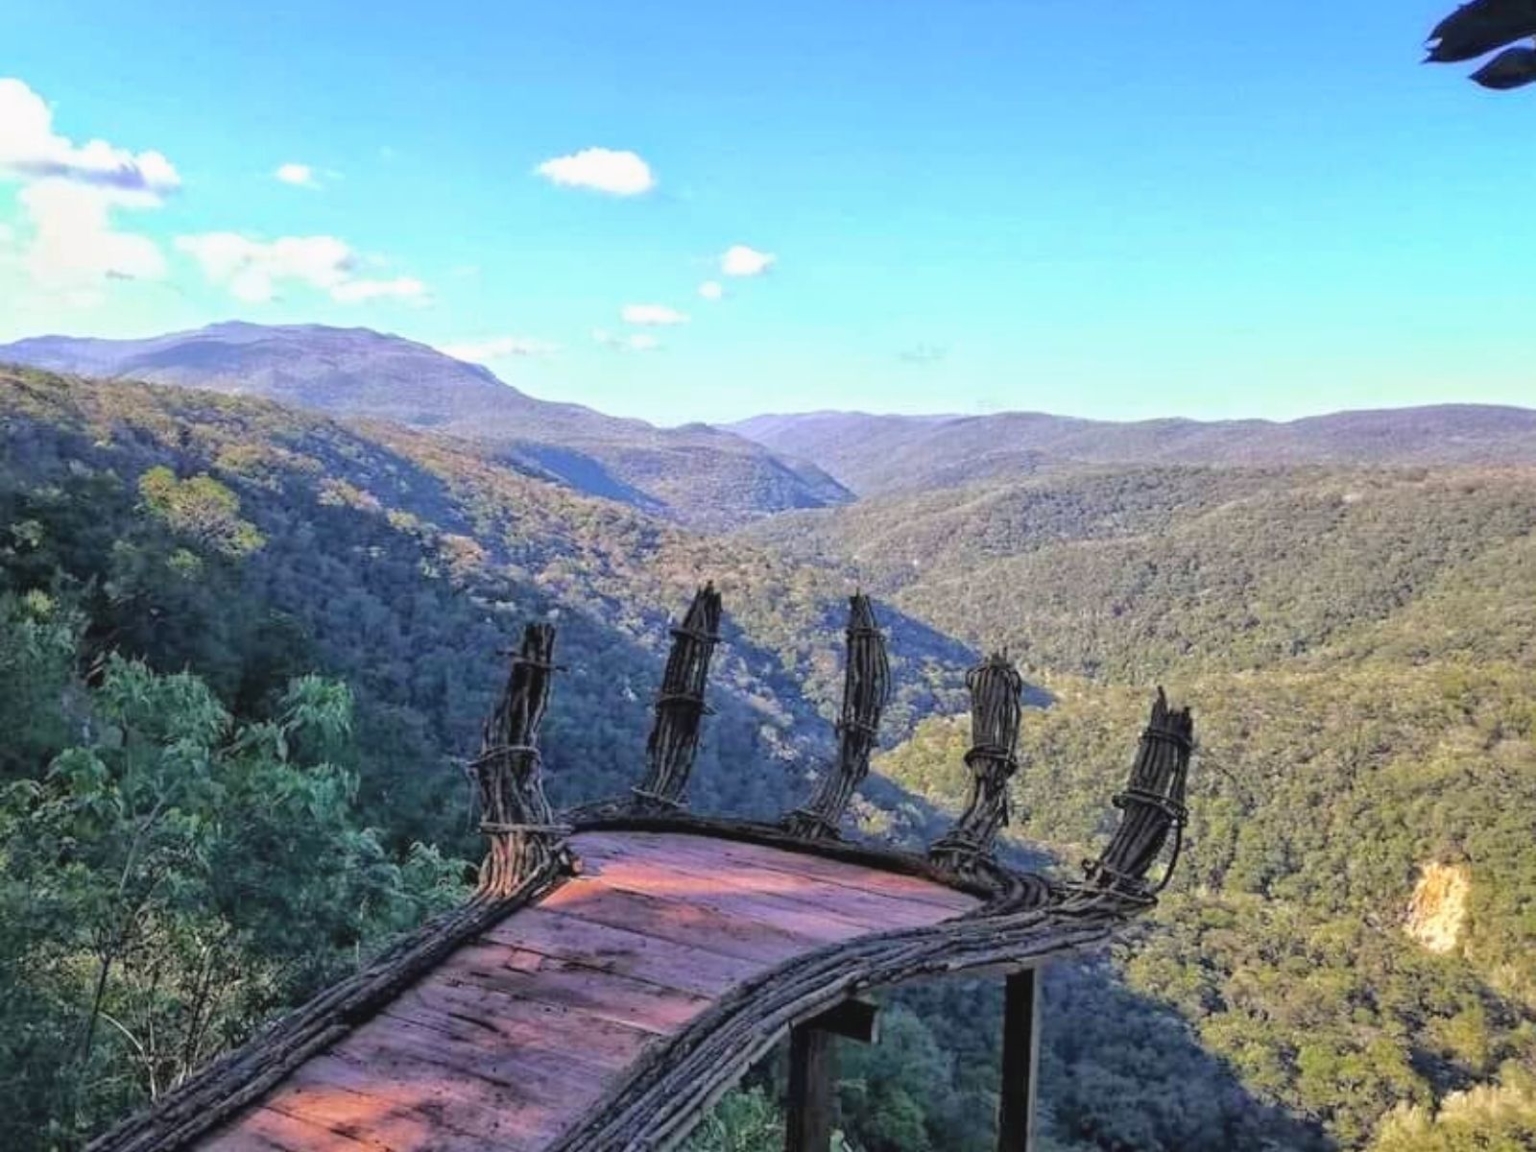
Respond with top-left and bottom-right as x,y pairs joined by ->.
0,645 -> 463,1149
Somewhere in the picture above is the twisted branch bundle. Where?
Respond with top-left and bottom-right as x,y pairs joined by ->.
785,594 -> 892,838
474,622 -> 564,896
633,583 -> 722,811
929,652 -> 1024,871
1084,687 -> 1193,896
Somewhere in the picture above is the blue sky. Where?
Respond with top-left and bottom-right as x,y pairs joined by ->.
2,0 -> 1533,426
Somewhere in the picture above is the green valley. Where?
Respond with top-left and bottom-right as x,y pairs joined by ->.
3,356 -> 1535,1151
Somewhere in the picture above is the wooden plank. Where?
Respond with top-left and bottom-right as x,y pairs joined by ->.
333,1013 -> 614,1105
567,850 -> 932,937
480,906 -> 764,996
198,1121 -> 293,1152
785,1024 -> 835,1152
211,1107 -> 389,1152
381,981 -> 653,1072
997,969 -> 1041,1152
577,836 -> 973,934
404,974 -> 660,1045
541,882 -> 825,966
573,832 -> 978,910
574,832 -> 977,913
282,1052 -> 557,1150
434,943 -> 712,1035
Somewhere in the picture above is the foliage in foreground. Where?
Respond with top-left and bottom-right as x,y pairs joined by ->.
0,593 -> 463,1148
6,365 -> 1536,1151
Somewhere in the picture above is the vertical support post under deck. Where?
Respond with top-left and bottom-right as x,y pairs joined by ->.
785,999 -> 877,1152
786,1024 -> 834,1152
997,967 -> 1041,1152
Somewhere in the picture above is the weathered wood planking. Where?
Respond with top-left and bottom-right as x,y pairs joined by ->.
200,831 -> 979,1152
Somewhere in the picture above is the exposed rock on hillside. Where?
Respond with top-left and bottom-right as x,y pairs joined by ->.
1405,861 -> 1470,954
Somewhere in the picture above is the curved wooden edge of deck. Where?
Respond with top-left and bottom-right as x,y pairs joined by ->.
85,818 -> 1148,1152
549,840 -> 1131,1152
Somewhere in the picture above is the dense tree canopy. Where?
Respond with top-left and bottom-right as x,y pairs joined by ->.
4,364 -> 1534,1151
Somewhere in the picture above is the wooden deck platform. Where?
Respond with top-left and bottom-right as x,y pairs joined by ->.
199,831 -> 980,1152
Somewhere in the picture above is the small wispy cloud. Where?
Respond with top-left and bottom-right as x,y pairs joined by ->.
593,328 -> 660,352
720,244 -> 775,277
440,336 -> 560,363
175,231 -> 427,305
332,276 -> 426,303
698,280 -> 723,301
621,303 -> 689,326
898,343 -> 949,365
535,147 -> 655,196
274,162 -> 319,188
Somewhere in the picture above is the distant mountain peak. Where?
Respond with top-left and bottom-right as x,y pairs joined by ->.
0,321 -> 853,531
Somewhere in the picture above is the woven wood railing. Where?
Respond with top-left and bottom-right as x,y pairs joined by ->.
632,584 -> 722,813
1083,687 -> 1193,897
784,593 -> 891,839
474,622 -> 567,897
929,652 -> 1025,874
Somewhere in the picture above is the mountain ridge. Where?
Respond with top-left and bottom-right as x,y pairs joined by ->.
0,322 -> 852,531
724,404 -> 1536,495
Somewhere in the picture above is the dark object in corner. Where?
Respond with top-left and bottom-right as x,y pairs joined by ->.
1424,0 -> 1536,89
1425,0 -> 1536,62
1471,44 -> 1536,86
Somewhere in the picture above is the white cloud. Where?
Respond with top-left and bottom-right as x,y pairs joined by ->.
698,280 -> 723,301
0,78 -> 180,193
274,162 -> 318,188
18,180 -> 167,295
720,244 -> 775,277
440,336 -> 559,363
593,328 -> 660,352
176,233 -> 346,302
0,78 -> 177,299
621,303 -> 689,326
176,231 -> 428,305
535,147 -> 655,196
0,223 -> 13,246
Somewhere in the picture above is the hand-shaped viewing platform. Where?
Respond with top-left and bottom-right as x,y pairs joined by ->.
88,586 -> 1194,1152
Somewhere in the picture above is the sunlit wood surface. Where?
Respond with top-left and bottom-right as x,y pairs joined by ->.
199,831 -> 979,1152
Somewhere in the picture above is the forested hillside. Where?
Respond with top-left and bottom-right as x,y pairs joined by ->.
0,324 -> 853,530
738,464 -> 1536,1149
5,363 -> 1535,1152
0,365 -> 1037,1151
728,408 -> 1536,496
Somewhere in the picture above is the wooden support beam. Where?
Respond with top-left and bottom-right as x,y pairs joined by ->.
997,968 -> 1041,1152
786,1024 -> 833,1152
808,997 -> 879,1043
786,999 -> 880,1152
